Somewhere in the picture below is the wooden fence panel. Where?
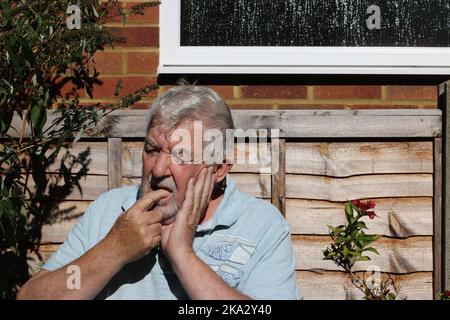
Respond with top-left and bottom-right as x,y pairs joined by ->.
24,109 -> 443,299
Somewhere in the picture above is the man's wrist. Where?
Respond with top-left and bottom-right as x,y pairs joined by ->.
169,248 -> 198,272
95,238 -> 128,270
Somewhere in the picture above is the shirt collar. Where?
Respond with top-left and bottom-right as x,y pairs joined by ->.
197,174 -> 240,232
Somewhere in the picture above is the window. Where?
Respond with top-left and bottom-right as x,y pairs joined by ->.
159,0 -> 450,76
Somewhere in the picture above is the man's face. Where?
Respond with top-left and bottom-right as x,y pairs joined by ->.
139,120 -> 205,225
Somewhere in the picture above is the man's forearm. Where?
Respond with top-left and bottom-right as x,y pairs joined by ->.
171,252 -> 251,300
17,239 -> 124,300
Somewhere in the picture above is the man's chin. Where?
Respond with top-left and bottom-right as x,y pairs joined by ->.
153,202 -> 178,225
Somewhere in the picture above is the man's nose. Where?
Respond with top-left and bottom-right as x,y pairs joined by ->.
151,152 -> 171,178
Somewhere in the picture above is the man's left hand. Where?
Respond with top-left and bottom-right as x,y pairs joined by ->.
160,166 -> 215,263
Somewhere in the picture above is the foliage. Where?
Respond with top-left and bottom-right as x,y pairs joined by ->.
0,0 -> 159,299
323,200 -> 399,300
439,290 -> 450,300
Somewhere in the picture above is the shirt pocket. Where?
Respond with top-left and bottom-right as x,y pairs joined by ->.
199,238 -> 257,288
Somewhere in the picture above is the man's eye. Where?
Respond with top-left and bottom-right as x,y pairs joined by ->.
173,148 -> 190,164
145,149 -> 159,156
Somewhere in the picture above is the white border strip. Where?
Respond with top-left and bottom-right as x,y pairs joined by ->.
159,0 -> 450,75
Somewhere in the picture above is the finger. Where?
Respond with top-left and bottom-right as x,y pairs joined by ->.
192,168 -> 208,217
200,167 -> 214,209
135,189 -> 171,211
152,235 -> 161,248
142,210 -> 163,225
179,177 -> 195,218
146,222 -> 162,236
195,167 -> 214,224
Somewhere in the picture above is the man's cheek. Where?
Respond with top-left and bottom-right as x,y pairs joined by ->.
143,161 -> 154,176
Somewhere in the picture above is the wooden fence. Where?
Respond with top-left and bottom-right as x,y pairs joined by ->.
13,108 -> 445,300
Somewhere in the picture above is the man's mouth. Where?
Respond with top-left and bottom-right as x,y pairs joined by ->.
152,185 -> 173,193
151,185 -> 174,207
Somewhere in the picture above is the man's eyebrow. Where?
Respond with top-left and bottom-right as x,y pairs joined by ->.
144,139 -> 159,148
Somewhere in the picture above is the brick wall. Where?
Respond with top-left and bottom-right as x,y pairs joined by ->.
86,1 -> 438,110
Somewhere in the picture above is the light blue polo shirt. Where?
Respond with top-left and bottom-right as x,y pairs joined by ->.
43,176 -> 299,300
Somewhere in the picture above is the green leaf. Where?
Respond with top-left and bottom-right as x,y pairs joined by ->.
386,293 -> 396,300
355,221 -> 368,230
345,201 -> 354,223
335,236 -> 348,244
363,247 -> 380,255
74,128 -> 85,143
1,1 -> 11,20
30,102 -> 46,135
92,4 -> 99,18
356,256 -> 371,262
343,246 -> 349,257
114,79 -> 123,97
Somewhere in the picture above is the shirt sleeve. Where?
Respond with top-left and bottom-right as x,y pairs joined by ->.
42,201 -> 95,272
240,222 -> 300,300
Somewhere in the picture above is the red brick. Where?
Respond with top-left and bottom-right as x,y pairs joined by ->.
92,51 -> 124,74
160,85 -> 234,99
127,52 -> 159,74
314,86 -> 381,100
241,85 -> 307,99
130,102 -> 154,110
113,27 -> 159,47
207,86 -> 234,99
126,2 -> 159,24
385,86 -> 437,100
102,1 -> 123,23
90,77 -> 158,98
55,77 -> 84,98
228,104 -> 275,109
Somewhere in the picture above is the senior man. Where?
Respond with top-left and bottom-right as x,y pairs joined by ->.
18,85 -> 299,300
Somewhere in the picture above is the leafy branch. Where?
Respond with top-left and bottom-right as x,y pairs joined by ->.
323,200 -> 399,300
0,0 -> 159,299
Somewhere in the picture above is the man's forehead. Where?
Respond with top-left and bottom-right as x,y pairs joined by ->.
146,121 -> 195,145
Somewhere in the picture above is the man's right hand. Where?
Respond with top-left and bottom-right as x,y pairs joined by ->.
102,189 -> 170,266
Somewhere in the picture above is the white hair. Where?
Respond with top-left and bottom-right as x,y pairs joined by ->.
147,85 -> 234,134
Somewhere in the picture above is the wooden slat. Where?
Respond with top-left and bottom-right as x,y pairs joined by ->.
122,173 -> 272,198
293,235 -> 433,273
41,201 -> 90,243
27,174 -> 108,200
286,142 -> 433,176
434,138 -> 443,294
8,109 -> 442,139
45,140 -> 273,178
286,198 -> 433,237
275,110 -> 441,138
296,271 -> 432,300
46,142 -> 108,175
439,80 -> 450,291
271,138 -> 286,215
108,138 -> 123,189
286,174 -> 433,201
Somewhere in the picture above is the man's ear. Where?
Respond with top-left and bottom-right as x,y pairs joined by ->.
214,163 -> 232,183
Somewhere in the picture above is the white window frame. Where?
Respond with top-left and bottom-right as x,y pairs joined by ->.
159,0 -> 450,75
